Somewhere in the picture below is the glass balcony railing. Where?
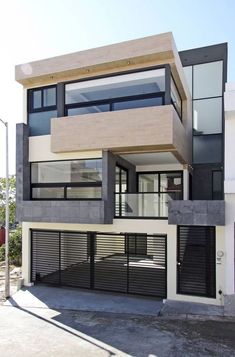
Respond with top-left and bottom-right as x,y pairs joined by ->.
115,192 -> 182,218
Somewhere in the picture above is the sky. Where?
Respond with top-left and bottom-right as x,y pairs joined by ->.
0,0 -> 234,177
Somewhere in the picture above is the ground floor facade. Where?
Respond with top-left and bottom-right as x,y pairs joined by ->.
22,219 -> 227,306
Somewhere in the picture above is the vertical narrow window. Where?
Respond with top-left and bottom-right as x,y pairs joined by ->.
212,170 -> 223,200
28,85 -> 57,136
171,77 -> 182,118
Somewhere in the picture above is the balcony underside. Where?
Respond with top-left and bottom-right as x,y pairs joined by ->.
51,105 -> 190,164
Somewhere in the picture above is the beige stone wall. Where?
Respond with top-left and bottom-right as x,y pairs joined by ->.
15,32 -> 191,106
51,105 -> 190,164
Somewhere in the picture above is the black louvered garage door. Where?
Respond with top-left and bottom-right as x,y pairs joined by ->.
177,226 -> 216,298
31,230 -> 167,298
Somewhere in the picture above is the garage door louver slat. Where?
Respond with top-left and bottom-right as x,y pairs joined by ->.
31,230 -> 167,298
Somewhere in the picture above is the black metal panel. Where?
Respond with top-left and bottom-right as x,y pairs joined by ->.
177,226 -> 216,298
31,230 -> 60,285
94,233 -> 127,292
128,234 -> 167,297
31,229 -> 167,298
60,231 -> 90,288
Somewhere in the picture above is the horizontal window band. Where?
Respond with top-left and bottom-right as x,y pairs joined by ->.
31,198 -> 102,201
65,92 -> 165,109
31,182 -> 102,188
28,105 -> 57,114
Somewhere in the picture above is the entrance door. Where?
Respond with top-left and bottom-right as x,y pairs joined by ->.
177,226 -> 216,298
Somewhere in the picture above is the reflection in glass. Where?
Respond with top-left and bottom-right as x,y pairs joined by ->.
113,97 -> 162,111
65,68 -> 165,104
29,110 -> 57,136
183,66 -> 192,96
31,159 -> 102,184
115,193 -> 173,217
66,186 -> 101,199
193,61 -> 223,99
171,78 -> 182,117
193,98 -> 222,135
68,104 -> 109,116
43,87 -> 56,107
160,173 -> 182,199
33,90 -> 42,109
115,166 -> 127,193
32,187 -> 64,199
138,174 -> 158,192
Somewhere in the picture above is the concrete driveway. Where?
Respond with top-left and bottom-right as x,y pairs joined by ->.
0,285 -> 235,356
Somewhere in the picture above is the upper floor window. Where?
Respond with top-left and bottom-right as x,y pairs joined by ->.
28,86 -> 57,136
28,86 -> 56,111
183,61 -> 224,165
193,61 -> 223,99
171,76 -> 182,118
65,68 -> 165,115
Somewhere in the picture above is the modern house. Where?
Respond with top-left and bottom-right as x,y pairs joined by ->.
15,32 -> 234,306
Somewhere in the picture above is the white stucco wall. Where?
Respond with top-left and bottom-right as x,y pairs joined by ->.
224,82 -> 235,294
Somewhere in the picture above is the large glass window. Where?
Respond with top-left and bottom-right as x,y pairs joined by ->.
65,68 -> 165,104
138,171 -> 183,199
29,110 -> 57,136
65,68 -> 166,115
115,171 -> 183,218
193,97 -> 222,135
31,159 -> 102,200
28,86 -> 57,136
183,60 -> 224,167
193,61 -> 223,99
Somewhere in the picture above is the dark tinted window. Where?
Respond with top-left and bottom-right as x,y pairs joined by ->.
29,110 -> 57,136
28,86 -> 57,136
212,171 -> 223,200
193,135 -> 222,164
113,97 -> 162,111
67,104 -> 109,116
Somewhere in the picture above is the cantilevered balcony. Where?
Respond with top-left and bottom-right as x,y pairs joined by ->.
51,104 -> 190,164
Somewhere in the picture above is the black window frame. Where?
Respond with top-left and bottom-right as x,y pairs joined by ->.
115,165 -> 128,194
137,170 -> 183,199
28,85 -> 57,113
64,65 -> 169,118
30,158 -> 102,201
212,169 -> 223,200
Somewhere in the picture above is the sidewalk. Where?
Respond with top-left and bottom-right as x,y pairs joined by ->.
1,286 -> 235,357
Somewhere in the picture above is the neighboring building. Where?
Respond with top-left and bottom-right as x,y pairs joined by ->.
15,32 -> 233,306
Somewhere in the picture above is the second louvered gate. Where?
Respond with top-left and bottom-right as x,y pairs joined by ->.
31,230 -> 167,298
177,225 -> 216,298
